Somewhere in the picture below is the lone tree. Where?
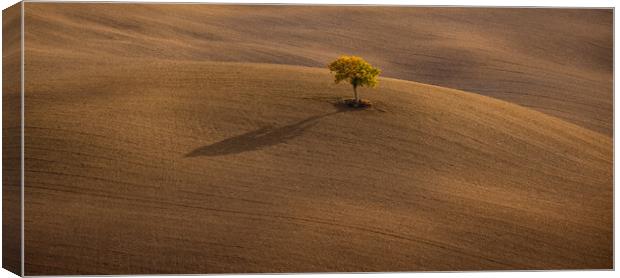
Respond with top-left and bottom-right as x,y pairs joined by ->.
328,55 -> 381,105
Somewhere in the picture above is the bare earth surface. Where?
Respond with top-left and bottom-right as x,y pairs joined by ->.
20,3 -> 612,274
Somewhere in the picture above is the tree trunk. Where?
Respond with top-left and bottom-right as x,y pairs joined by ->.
353,85 -> 359,102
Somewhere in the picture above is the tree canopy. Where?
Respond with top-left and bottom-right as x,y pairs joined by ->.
328,55 -> 381,90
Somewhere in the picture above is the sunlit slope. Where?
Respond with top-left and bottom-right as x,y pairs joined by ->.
24,4 -> 613,135
24,59 -> 612,274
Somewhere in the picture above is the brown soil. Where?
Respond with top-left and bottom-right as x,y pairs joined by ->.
17,3 -> 613,275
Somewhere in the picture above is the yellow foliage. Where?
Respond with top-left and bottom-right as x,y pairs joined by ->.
327,55 -> 381,89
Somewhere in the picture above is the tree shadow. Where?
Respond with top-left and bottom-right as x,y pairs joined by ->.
185,103 -> 362,157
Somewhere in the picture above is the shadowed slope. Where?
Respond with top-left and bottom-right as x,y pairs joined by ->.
24,4 -> 613,135
186,107 -> 355,157
23,60 -> 611,274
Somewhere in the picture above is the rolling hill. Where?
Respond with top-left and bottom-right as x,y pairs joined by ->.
17,3 -> 613,275
23,60 -> 612,274
25,4 -> 613,135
